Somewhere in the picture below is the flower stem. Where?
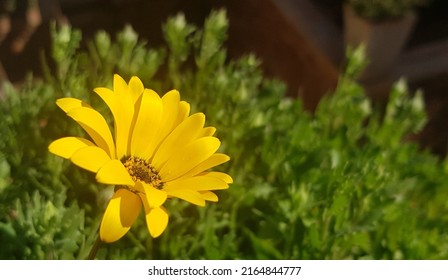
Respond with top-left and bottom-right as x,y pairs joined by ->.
87,235 -> 102,260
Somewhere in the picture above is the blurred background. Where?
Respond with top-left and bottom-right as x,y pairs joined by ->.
1,0 -> 447,155
1,0 -> 448,260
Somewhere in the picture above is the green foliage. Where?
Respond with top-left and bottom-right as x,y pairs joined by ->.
1,9 -> 448,260
347,0 -> 427,20
0,191 -> 85,259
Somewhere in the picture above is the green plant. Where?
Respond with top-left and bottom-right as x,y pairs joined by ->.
347,0 -> 427,20
0,9 -> 447,260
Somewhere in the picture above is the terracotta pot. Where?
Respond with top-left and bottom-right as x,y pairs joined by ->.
343,4 -> 417,81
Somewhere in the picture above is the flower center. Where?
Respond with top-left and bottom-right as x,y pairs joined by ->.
121,156 -> 164,190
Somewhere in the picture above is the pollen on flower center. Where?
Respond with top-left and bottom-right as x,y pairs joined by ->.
121,156 -> 164,189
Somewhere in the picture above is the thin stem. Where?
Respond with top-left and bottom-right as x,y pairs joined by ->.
87,235 -> 102,260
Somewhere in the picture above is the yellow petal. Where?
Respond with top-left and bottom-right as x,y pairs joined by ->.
200,126 -> 216,137
128,76 -> 144,103
100,189 -> 142,243
94,86 -> 133,159
114,74 -> 128,95
48,137 -> 94,159
136,181 -> 167,208
168,189 -> 206,206
56,98 -> 91,113
174,101 -> 190,127
144,206 -> 169,238
67,107 -> 116,158
152,113 -> 205,169
153,90 -> 180,144
130,89 -> 163,159
159,137 -> 221,181
200,191 -> 219,202
200,171 -> 233,184
112,74 -> 137,157
164,175 -> 229,191
96,159 -> 134,186
70,146 -> 112,173
93,87 -> 117,113
180,153 -> 230,179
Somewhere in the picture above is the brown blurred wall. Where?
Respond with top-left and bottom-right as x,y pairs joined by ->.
0,0 -> 338,110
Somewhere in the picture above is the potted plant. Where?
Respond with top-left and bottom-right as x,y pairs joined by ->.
343,0 -> 427,81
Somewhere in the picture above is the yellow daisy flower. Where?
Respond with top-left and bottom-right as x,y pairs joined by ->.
49,74 -> 231,243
